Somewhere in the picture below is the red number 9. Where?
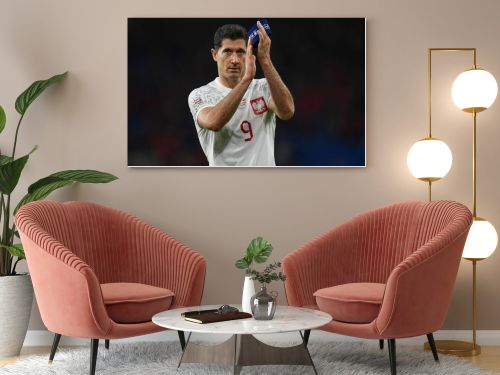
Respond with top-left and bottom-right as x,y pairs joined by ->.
240,121 -> 253,142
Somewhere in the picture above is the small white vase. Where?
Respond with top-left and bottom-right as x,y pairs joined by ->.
241,276 -> 255,313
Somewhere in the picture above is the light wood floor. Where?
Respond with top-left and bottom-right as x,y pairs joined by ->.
1,345 -> 500,372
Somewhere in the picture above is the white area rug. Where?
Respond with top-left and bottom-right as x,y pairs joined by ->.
0,341 -> 494,374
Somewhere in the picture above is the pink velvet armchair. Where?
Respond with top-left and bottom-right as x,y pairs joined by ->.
283,200 -> 472,375
15,200 -> 206,375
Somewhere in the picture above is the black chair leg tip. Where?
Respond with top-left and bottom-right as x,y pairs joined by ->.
90,339 -> 99,375
49,333 -> 62,363
426,333 -> 439,362
388,339 -> 397,375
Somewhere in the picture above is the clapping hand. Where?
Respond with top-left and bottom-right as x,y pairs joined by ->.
243,37 -> 256,82
256,20 -> 271,64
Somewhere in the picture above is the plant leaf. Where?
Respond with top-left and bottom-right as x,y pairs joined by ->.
7,228 -> 17,243
235,258 -> 250,269
246,236 -> 261,257
15,72 -> 67,115
0,147 -> 37,194
26,176 -> 67,194
0,105 -> 5,134
28,170 -> 117,194
247,237 -> 269,255
11,229 -> 20,240
0,155 -> 13,166
253,255 -> 267,263
14,169 -> 117,214
0,155 -> 30,194
0,244 -> 25,260
15,180 -> 74,214
50,169 -> 118,183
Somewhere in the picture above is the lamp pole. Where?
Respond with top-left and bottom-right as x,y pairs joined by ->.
420,49 -> 476,202
423,48 -> 482,357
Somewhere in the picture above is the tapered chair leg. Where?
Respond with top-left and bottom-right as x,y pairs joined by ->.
388,339 -> 396,375
90,339 -> 99,375
105,339 -> 109,350
177,330 -> 186,350
48,333 -> 62,363
379,339 -> 384,350
303,329 -> 311,347
426,333 -> 439,362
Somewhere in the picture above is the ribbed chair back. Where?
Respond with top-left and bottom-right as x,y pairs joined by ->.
283,200 -> 472,307
339,201 -> 467,284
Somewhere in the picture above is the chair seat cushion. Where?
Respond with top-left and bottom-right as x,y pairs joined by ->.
313,283 -> 385,324
101,283 -> 174,324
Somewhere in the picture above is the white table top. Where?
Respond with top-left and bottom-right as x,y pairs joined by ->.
152,305 -> 332,335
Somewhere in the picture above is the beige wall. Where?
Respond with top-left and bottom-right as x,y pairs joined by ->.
1,0 -> 500,331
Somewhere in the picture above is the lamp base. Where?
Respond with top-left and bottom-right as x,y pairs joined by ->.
424,340 -> 481,357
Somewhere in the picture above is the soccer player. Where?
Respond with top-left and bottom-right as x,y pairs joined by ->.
188,21 -> 295,166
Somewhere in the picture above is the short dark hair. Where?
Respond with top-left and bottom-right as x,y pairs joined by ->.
213,24 -> 247,50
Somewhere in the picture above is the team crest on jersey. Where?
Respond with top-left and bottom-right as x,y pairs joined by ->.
192,96 -> 202,111
250,97 -> 268,115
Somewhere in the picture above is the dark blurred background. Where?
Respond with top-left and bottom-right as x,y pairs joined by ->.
128,18 -> 365,166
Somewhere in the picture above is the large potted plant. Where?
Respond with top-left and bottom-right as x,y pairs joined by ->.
0,72 -> 117,357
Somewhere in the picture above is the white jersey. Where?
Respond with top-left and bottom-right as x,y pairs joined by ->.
188,78 -> 276,166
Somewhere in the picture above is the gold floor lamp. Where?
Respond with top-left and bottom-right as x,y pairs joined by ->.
407,48 -> 498,356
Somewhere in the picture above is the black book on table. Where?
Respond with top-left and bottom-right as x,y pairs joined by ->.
181,309 -> 218,317
182,310 -> 252,324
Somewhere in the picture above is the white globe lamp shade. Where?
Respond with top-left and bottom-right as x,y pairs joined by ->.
462,218 -> 498,259
407,138 -> 453,181
452,69 -> 498,113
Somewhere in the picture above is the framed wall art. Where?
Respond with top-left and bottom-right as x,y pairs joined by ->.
128,18 -> 365,167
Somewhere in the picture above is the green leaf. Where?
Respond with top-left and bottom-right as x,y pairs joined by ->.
26,176 -> 68,194
253,255 -> 267,263
0,105 -> 5,134
0,147 -> 36,194
15,72 -> 67,115
235,258 -> 250,269
0,244 -> 25,260
7,228 -> 17,243
0,154 -> 30,194
50,169 -> 118,183
15,180 -> 73,214
14,169 -> 117,214
28,170 -> 117,193
0,155 -> 13,166
248,237 -> 273,263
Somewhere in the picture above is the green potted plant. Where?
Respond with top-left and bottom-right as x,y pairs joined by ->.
235,237 -> 273,312
248,261 -> 286,320
235,237 -> 286,319
247,261 -> 286,285
0,72 -> 117,358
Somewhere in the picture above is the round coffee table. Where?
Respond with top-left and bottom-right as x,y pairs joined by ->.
153,305 -> 331,375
